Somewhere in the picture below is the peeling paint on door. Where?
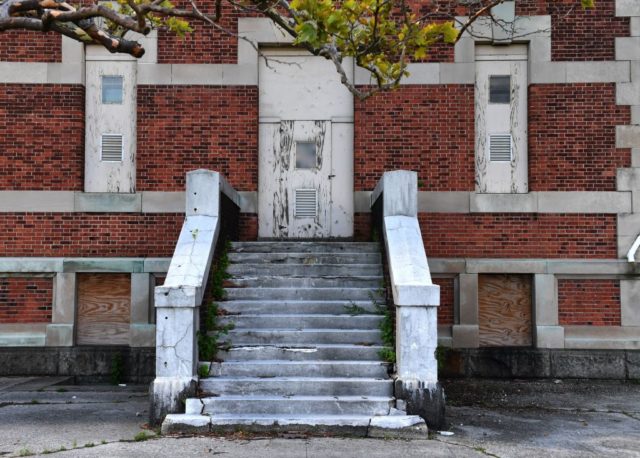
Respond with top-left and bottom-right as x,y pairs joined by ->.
475,46 -> 528,194
258,49 -> 354,238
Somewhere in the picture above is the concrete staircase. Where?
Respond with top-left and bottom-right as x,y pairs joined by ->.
165,241 -> 427,436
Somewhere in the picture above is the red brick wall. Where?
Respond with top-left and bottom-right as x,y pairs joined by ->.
433,277 -> 454,326
0,277 -> 53,323
0,213 -> 183,257
355,85 -> 475,191
558,279 -> 621,326
0,32 -> 61,62
529,83 -> 630,191
549,0 -> 628,61
0,84 -> 84,190
420,214 -> 616,258
354,213 -> 372,242
239,214 -> 258,241
137,85 -> 258,191
157,1 -> 240,64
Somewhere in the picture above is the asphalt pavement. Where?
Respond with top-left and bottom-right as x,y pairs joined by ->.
1,376 -> 639,457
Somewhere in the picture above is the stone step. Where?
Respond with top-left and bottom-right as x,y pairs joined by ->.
225,287 -> 384,301
200,377 -> 393,397
205,360 -> 389,378
220,300 -> 383,315
225,328 -> 383,345
226,263 -> 383,277
228,252 -> 381,265
220,344 -> 385,361
220,314 -> 383,330
231,242 -> 381,253
227,276 -> 383,289
162,413 -> 428,437
187,395 -> 394,416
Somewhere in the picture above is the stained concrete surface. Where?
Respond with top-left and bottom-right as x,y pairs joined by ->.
0,377 -> 639,457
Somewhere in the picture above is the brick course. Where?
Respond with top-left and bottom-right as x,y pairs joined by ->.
0,277 -> 53,323
157,1 -> 240,64
0,31 -> 61,62
355,85 -> 475,191
137,85 -> 258,191
0,213 -> 183,257
420,213 -> 616,258
433,277 -> 454,326
558,279 -> 621,326
529,83 -> 630,191
0,84 -> 84,190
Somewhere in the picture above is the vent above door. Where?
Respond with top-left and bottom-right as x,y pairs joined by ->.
294,188 -> 317,218
101,134 -> 123,162
489,134 -> 512,162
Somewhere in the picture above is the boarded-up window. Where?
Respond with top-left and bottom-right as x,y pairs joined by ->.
478,274 -> 532,347
77,273 -> 131,345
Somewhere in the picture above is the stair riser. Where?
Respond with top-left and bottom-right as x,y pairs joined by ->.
220,315 -> 383,330
221,301 -> 382,315
227,277 -> 383,288
226,330 -> 382,345
220,345 -> 384,361
227,264 -> 383,277
190,399 -> 393,416
225,288 -> 384,301
200,379 -> 393,397
212,364 -> 388,378
228,253 -> 381,265
231,242 -> 380,253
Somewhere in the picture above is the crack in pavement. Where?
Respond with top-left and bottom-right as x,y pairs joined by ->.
433,437 -> 502,458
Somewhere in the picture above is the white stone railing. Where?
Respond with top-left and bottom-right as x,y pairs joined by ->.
371,170 -> 444,426
150,169 -> 240,424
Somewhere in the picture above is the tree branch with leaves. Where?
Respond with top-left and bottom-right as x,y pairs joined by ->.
0,0 -> 595,98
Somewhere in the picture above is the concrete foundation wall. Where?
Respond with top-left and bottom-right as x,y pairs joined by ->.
0,346 -> 154,382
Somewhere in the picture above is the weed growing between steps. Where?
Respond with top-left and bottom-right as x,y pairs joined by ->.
372,289 -> 396,364
197,240 -> 235,376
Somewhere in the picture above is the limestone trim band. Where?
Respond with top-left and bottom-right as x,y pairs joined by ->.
0,190 -> 631,214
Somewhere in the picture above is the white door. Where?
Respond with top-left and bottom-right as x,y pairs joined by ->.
258,50 -> 354,238
475,45 -> 528,193
259,120 -> 332,237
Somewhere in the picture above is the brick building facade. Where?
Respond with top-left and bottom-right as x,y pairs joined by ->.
1,0 -> 640,378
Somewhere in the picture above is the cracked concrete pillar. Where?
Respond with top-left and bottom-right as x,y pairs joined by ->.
150,170 -> 223,424
375,170 -> 445,429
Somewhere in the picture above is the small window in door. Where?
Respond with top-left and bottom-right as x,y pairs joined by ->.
295,141 -> 317,169
102,75 -> 123,104
489,75 -> 510,104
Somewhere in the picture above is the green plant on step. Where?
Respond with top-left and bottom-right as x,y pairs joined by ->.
197,240 -> 235,366
377,304 -> 396,364
435,346 -> 450,372
197,363 -> 210,378
197,302 -> 235,363
344,301 -> 368,316
209,240 -> 232,301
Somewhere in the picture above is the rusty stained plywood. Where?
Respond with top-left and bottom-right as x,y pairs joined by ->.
76,273 -> 131,345
478,274 -> 532,347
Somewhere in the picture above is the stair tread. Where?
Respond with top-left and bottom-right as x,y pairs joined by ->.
201,376 -> 390,381
213,360 -> 386,365
201,395 -> 394,401
224,314 -> 382,318
229,328 -> 381,332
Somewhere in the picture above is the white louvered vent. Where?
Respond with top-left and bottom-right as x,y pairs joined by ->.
489,134 -> 512,162
101,134 -> 123,162
294,188 -> 317,218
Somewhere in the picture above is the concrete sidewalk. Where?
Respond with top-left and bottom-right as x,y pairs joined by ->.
0,377 -> 639,457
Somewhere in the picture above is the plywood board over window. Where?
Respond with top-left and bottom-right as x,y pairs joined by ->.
77,273 -> 131,345
478,274 -> 532,347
